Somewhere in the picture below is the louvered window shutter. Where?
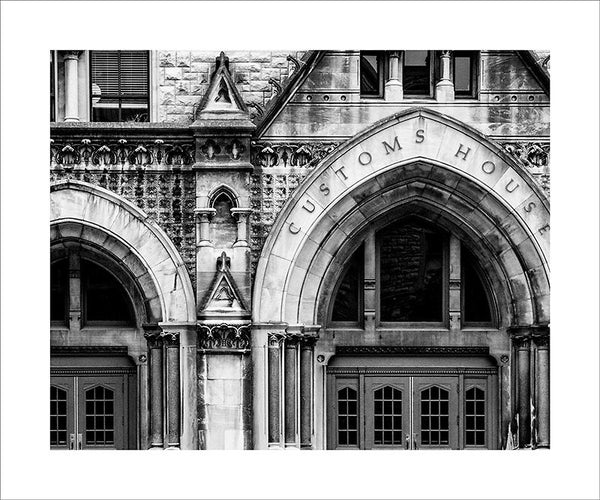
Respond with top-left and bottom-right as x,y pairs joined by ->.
91,51 -> 149,122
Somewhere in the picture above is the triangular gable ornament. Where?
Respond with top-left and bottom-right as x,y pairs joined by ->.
193,52 -> 251,122
200,252 -> 250,319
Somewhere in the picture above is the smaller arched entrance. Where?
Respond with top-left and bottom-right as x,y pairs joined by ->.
50,180 -> 197,450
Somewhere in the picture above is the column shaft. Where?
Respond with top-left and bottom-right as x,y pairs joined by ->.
300,339 -> 314,449
164,335 -> 181,448
534,334 -> 550,448
267,334 -> 282,445
145,333 -> 164,448
64,52 -> 80,122
284,337 -> 298,446
516,337 -> 531,446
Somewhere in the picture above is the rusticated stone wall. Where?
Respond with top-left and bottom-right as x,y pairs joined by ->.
50,170 -> 197,289
157,51 -> 307,123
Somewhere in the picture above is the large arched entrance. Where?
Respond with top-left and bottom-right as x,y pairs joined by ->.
50,180 -> 197,449
251,108 -> 550,450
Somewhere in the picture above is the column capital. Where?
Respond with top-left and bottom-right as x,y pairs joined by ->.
267,332 -> 286,347
64,50 -> 82,60
285,335 -> 301,347
194,208 -> 217,221
230,207 -> 253,219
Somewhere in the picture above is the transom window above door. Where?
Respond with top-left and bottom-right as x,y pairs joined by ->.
51,256 -> 135,327
329,217 -> 496,329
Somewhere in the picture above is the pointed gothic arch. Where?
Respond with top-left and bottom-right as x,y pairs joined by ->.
252,108 -> 550,329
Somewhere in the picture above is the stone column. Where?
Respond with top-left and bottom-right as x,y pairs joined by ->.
162,331 -> 181,449
64,51 -> 81,122
144,327 -> 164,449
513,333 -> 531,447
435,50 -> 455,102
300,335 -> 317,449
448,234 -> 461,331
179,325 -> 198,450
267,332 -> 284,446
231,208 -> 252,247
284,335 -> 300,447
533,329 -> 550,448
194,208 -> 216,247
385,51 -> 403,100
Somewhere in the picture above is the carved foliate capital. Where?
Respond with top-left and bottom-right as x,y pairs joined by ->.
300,335 -> 318,349
532,332 -> 550,349
267,332 -> 285,347
160,331 -> 180,346
511,335 -> 530,350
285,335 -> 301,348
143,324 -> 163,348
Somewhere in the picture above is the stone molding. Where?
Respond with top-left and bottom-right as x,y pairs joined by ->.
335,345 -> 490,356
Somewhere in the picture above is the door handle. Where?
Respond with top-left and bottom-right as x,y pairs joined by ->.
69,433 -> 75,450
77,433 -> 83,450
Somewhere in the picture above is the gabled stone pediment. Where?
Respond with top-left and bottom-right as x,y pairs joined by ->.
199,252 -> 250,320
192,52 -> 254,129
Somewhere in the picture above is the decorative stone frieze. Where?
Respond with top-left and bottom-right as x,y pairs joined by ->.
197,323 -> 251,351
50,138 -> 194,170
251,141 -> 341,169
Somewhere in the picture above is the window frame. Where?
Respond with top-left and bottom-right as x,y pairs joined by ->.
452,51 -> 479,99
328,244 -> 364,328
460,247 -> 497,329
402,50 -> 434,98
359,51 -> 385,98
80,259 -> 136,328
89,50 -> 150,123
376,221 -> 449,329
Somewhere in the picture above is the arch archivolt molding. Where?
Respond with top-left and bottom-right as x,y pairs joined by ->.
253,109 -> 550,328
50,179 -> 196,324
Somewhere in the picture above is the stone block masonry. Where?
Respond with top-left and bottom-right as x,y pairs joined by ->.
158,51 -> 306,123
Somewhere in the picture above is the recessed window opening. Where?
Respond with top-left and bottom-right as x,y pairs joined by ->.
331,245 -> 363,323
90,51 -> 149,122
403,50 -> 432,96
453,51 -> 478,98
360,51 -> 384,97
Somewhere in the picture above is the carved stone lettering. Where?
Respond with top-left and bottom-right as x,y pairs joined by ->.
415,129 -> 425,143
358,152 -> 372,166
382,137 -> 403,155
455,143 -> 471,161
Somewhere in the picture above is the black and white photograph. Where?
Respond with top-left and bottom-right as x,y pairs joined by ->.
1,2 -> 599,499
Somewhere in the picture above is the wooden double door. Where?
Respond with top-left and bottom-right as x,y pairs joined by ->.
50,360 -> 136,450
328,368 -> 497,450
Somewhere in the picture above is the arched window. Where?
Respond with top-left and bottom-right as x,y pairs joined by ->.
82,260 -> 135,325
379,219 -> 446,323
50,256 -> 135,327
329,217 -> 495,328
331,245 -> 363,323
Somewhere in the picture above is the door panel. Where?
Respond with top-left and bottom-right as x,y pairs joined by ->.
50,374 -> 130,450
78,376 -> 126,450
412,376 -> 459,450
364,377 -> 410,450
50,377 -> 75,450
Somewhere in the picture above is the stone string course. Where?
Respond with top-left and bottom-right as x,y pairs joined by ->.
158,51 -> 307,123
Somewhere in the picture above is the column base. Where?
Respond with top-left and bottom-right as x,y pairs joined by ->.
385,80 -> 403,101
63,117 -> 80,123
435,81 -> 455,102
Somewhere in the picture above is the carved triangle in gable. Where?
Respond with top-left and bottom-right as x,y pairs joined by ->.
195,52 -> 249,118
200,252 -> 249,318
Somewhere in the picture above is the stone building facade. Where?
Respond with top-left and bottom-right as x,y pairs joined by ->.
50,50 -> 550,450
